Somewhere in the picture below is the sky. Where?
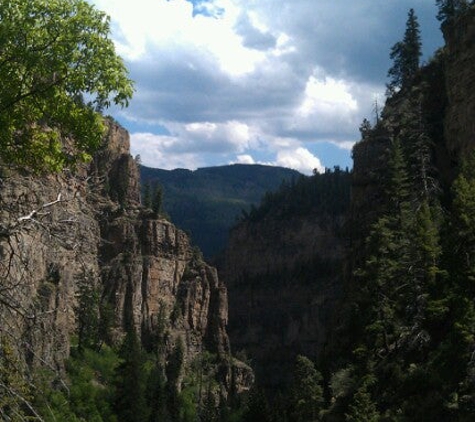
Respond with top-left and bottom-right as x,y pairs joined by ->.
89,0 -> 444,175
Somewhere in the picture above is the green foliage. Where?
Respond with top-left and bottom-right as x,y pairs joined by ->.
36,345 -> 120,421
76,269 -> 100,352
387,9 -> 422,94
0,337 -> 33,421
242,387 -> 272,422
243,166 -> 351,223
143,181 -> 152,209
152,183 -> 164,216
147,362 -> 171,422
114,330 -> 150,422
288,355 -> 324,422
345,383 -> 380,422
0,0 -> 133,172
141,181 -> 163,217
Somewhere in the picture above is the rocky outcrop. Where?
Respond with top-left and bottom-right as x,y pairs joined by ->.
0,120 -> 252,397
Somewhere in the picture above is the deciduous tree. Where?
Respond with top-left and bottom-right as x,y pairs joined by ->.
0,0 -> 134,172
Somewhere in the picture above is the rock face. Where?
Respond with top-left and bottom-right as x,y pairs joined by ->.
222,211 -> 346,390
0,120 -> 251,396
443,7 -> 475,162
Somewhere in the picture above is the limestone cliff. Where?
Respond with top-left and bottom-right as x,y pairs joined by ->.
0,120 -> 252,398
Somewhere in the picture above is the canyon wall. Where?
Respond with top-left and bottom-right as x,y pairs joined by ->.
0,120 -> 252,397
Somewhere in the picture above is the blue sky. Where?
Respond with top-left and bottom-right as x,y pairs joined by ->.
90,0 -> 444,174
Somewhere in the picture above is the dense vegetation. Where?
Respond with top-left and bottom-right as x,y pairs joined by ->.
140,164 -> 302,259
240,166 -> 351,223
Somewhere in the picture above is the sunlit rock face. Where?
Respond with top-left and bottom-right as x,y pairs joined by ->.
0,120 -> 252,397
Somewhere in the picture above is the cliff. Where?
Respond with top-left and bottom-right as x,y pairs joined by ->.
221,171 -> 350,391
0,120 -> 252,402
443,6 -> 475,163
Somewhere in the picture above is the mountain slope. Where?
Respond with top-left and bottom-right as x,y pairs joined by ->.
140,164 -> 303,259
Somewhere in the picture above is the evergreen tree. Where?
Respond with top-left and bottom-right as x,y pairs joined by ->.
166,339 -> 186,422
345,384 -> 380,422
359,118 -> 372,140
114,329 -> 150,422
143,181 -> 152,209
147,363 -> 172,422
351,140 -> 414,386
398,89 -> 438,201
152,183 -> 163,216
75,269 -> 100,352
242,387 -> 272,422
288,355 -> 324,422
387,9 -> 422,94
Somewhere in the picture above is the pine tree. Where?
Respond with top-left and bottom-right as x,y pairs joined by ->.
143,181 -> 152,209
152,183 -> 163,216
387,9 -> 422,94
242,387 -> 272,422
353,140 -> 413,361
147,362 -> 171,422
345,384 -> 380,422
114,329 -> 150,422
398,90 -> 437,201
288,355 -> 324,422
359,118 -> 372,140
166,339 -> 186,422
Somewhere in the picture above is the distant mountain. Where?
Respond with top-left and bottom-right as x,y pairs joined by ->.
140,164 -> 303,259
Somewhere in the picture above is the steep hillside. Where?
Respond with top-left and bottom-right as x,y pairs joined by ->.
0,121 -> 252,419
140,164 -> 302,259
324,7 -> 475,421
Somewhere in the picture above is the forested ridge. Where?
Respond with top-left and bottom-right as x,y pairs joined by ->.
2,0 -> 475,421
140,164 -> 302,260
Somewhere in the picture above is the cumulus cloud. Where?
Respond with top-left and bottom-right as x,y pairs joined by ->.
90,0 -> 443,171
274,147 -> 324,174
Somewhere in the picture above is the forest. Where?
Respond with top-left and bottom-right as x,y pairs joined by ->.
1,0 -> 475,421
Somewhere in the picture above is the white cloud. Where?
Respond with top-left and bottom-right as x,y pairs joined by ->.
183,121 -> 251,151
88,0 -> 443,172
331,140 -> 356,151
130,132 -> 205,169
234,154 -> 256,164
274,147 -> 324,174
93,0 -> 271,76
298,73 -> 358,117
